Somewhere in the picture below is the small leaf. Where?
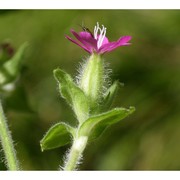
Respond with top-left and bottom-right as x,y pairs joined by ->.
54,68 -> 89,123
102,80 -> 122,111
0,42 -> 28,85
40,122 -> 75,151
0,42 -> 14,65
3,42 -> 28,77
79,107 -> 135,140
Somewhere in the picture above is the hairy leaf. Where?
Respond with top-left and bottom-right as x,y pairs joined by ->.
40,122 -> 75,151
54,68 -> 89,123
79,107 -> 135,140
102,80 -> 123,111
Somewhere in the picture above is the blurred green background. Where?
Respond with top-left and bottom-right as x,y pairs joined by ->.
0,10 -> 180,170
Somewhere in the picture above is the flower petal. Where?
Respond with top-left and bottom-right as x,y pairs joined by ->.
65,35 -> 91,53
101,36 -> 109,46
99,36 -> 132,54
79,32 -> 97,46
71,30 -> 97,52
117,36 -> 132,45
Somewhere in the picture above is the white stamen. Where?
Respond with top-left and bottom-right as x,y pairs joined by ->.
94,22 -> 100,39
94,22 -> 107,49
98,26 -> 107,49
97,25 -> 104,48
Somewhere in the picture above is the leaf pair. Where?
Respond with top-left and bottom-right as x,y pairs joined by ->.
40,68 -> 135,151
40,106 -> 135,151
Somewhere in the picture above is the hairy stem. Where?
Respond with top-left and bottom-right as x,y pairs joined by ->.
64,136 -> 88,171
0,100 -> 19,170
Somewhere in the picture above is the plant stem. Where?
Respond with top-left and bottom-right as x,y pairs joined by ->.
0,100 -> 19,170
64,136 -> 88,171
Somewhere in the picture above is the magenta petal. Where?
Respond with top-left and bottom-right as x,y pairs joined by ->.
98,41 -> 118,54
101,36 -> 109,46
79,32 -> 97,48
117,36 -> 132,45
99,36 -> 132,54
79,32 -> 95,42
71,30 -> 96,52
65,35 -> 91,53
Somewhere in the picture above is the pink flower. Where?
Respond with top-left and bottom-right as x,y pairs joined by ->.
65,22 -> 132,55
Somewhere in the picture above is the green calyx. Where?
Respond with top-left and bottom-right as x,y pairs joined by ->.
79,53 -> 104,109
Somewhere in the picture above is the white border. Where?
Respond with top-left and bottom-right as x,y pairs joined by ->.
0,0 -> 179,176
0,0 -> 179,9
1,171 -> 180,180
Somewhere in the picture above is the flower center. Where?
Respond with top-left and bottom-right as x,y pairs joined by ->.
94,22 -> 107,49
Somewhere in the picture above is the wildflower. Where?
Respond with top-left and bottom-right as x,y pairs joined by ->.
65,22 -> 131,54
40,22 -> 135,172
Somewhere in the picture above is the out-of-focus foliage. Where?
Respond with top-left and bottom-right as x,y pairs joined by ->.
0,42 -> 27,92
0,10 -> 179,170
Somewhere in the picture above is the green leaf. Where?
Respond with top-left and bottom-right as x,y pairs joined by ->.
79,107 -> 135,140
40,122 -> 75,151
3,42 -> 28,77
54,68 -> 89,123
0,42 -> 14,65
0,42 -> 28,85
102,80 -> 123,111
